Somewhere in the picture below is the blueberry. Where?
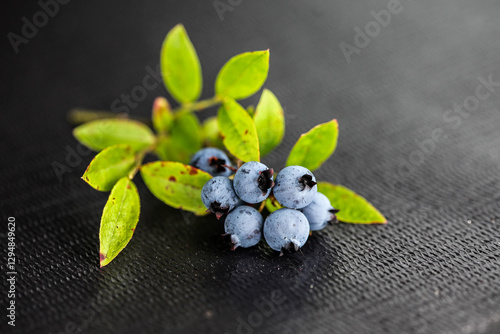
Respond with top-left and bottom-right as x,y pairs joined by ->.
201,176 -> 240,219
224,206 -> 263,250
300,192 -> 339,231
263,208 -> 310,254
190,148 -> 233,177
273,166 -> 317,209
233,161 -> 274,204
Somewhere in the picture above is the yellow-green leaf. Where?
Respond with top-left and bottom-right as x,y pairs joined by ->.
73,119 -> 155,152
318,182 -> 386,224
253,89 -> 284,157
202,116 -> 224,149
100,177 -> 140,267
140,161 -> 212,215
160,24 -> 202,103
218,98 -> 260,162
154,112 -> 202,163
215,50 -> 270,100
265,195 -> 283,213
286,119 -> 338,171
152,97 -> 173,134
82,144 -> 136,191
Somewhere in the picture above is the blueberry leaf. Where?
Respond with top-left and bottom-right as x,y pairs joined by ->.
154,111 -> 202,163
152,97 -> 174,134
286,119 -> 338,171
318,182 -> 386,224
202,116 -> 225,149
100,177 -> 140,267
254,89 -> 285,157
215,50 -> 270,100
161,24 -> 202,103
140,161 -> 212,215
73,119 -> 156,152
218,98 -> 260,162
82,144 -> 137,192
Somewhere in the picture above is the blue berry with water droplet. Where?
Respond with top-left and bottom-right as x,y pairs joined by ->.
273,166 -> 317,209
224,206 -> 263,250
201,176 -> 240,219
300,192 -> 339,231
190,147 -> 233,177
233,161 -> 274,204
263,208 -> 310,254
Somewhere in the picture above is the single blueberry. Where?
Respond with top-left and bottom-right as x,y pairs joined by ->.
300,192 -> 339,231
263,208 -> 310,254
224,206 -> 263,250
233,161 -> 274,204
273,166 -> 317,209
190,147 -> 234,177
201,176 -> 240,219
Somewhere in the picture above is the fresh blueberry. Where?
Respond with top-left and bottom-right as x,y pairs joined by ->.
224,206 -> 263,250
273,166 -> 317,209
233,161 -> 274,204
190,147 -> 233,177
300,192 -> 339,231
263,208 -> 310,254
201,176 -> 240,219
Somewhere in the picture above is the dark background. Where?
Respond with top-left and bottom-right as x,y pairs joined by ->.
2,0 -> 500,333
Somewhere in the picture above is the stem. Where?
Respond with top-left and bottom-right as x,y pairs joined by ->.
174,96 -> 222,113
67,109 -> 152,126
68,95 -> 221,127
258,201 -> 266,213
128,142 -> 157,180
221,164 -> 237,172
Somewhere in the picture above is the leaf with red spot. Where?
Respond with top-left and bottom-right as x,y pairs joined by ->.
100,177 -> 140,267
140,161 -> 212,215
82,144 -> 137,192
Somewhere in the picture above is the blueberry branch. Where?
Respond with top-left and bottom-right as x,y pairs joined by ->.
257,200 -> 266,213
174,96 -> 222,113
67,109 -> 152,126
68,96 -> 222,128
127,142 -> 157,180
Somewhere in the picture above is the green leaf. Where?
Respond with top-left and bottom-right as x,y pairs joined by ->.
215,50 -> 270,100
218,98 -> 260,162
140,161 -> 212,215
82,144 -> 137,191
202,116 -> 224,149
152,97 -> 173,134
318,182 -> 386,224
265,196 -> 283,213
286,119 -> 338,171
160,24 -> 202,103
73,119 -> 156,152
246,105 -> 255,117
154,111 -> 202,163
100,177 -> 140,267
253,89 -> 285,157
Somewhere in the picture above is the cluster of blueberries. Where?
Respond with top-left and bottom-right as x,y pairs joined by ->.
191,148 -> 339,254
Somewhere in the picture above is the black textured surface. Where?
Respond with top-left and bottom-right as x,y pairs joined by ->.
2,0 -> 500,333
